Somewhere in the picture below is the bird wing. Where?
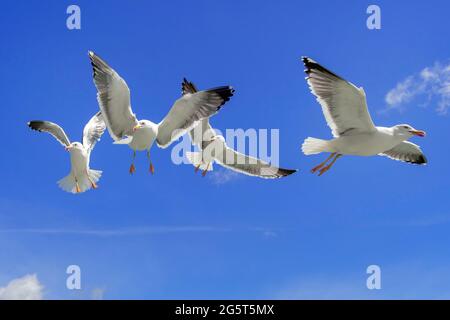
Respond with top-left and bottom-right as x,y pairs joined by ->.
82,111 -> 106,153
156,85 -> 234,148
28,121 -> 71,147
182,78 -> 217,149
302,57 -> 376,137
89,51 -> 138,141
214,140 -> 297,179
380,141 -> 427,165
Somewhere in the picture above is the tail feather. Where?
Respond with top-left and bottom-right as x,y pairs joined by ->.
57,169 -> 102,194
186,152 -> 213,171
302,137 -> 331,155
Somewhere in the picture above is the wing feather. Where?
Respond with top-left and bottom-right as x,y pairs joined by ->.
302,57 -> 376,137
215,142 -> 297,179
89,51 -> 138,141
82,111 -> 106,153
28,121 -> 71,147
380,141 -> 427,165
156,85 -> 234,148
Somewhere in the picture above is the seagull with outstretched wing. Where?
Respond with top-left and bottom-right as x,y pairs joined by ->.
28,112 -> 106,193
183,79 -> 297,179
301,57 -> 427,175
88,51 -> 234,175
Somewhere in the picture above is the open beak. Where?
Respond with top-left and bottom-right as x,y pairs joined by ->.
409,129 -> 426,137
65,146 -> 72,151
133,124 -> 142,132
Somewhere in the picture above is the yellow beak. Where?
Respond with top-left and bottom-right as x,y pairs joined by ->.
133,124 -> 142,132
410,129 -> 426,137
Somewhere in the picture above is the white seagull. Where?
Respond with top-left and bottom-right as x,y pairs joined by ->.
28,112 -> 106,193
182,79 -> 297,178
301,57 -> 427,176
89,51 -> 234,174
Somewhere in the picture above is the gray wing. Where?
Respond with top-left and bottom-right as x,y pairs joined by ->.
89,51 -> 138,141
156,85 -> 234,148
302,57 -> 376,137
182,79 -> 217,150
28,121 -> 71,147
82,111 -> 106,153
380,141 -> 427,165
215,141 -> 297,179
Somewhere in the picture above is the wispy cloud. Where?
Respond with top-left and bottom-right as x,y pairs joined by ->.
385,61 -> 450,114
0,274 -> 43,300
0,226 -> 231,237
208,169 -> 240,185
91,288 -> 105,300
0,225 -> 281,237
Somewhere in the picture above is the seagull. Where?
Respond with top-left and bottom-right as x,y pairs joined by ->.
301,57 -> 427,176
88,51 -> 234,175
182,79 -> 298,179
28,112 -> 106,193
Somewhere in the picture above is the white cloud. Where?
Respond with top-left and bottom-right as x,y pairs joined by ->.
0,226 -> 230,236
385,61 -> 450,114
91,288 -> 105,300
0,274 -> 44,300
208,169 -> 240,185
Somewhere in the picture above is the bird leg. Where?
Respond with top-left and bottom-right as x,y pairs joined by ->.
318,154 -> 342,176
129,150 -> 136,175
311,153 -> 336,173
147,150 -> 154,174
194,164 -> 201,173
75,178 -> 81,193
86,170 -> 98,189
202,163 -> 211,177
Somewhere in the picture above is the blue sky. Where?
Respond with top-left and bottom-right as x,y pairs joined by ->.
0,0 -> 449,299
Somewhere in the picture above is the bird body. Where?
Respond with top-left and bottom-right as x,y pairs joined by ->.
127,120 -> 158,151
301,57 -> 427,175
88,51 -> 234,174
182,79 -> 297,179
28,112 -> 106,193
59,143 -> 102,193
314,127 -> 410,156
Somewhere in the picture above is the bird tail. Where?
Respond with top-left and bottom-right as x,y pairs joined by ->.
57,169 -> 102,194
301,137 -> 331,155
186,152 -> 213,171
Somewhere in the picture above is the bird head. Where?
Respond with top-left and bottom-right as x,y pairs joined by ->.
65,142 -> 83,152
393,124 -> 426,138
133,120 -> 154,132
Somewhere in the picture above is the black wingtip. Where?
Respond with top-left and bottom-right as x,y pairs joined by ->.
301,56 -> 343,80
278,168 -> 298,177
181,78 -> 198,95
207,86 -> 235,106
416,154 -> 428,165
28,121 -> 44,132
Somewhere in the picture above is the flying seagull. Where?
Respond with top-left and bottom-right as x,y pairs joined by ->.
301,57 -> 427,176
88,51 -> 235,175
182,79 -> 297,178
28,112 -> 106,193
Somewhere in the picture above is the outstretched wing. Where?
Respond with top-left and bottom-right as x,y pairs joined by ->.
302,57 -> 376,137
82,111 -> 106,153
380,141 -> 427,165
28,121 -> 71,147
182,78 -> 217,150
215,142 -> 297,179
89,51 -> 138,141
156,85 -> 234,148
